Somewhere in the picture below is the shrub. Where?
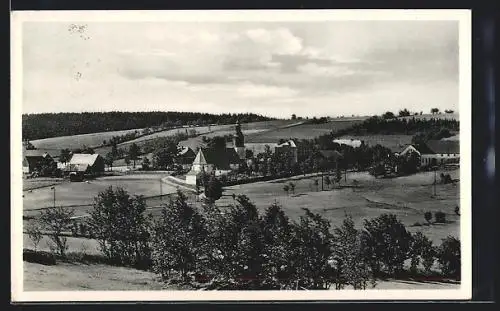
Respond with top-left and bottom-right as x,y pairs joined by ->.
409,232 -> 436,275
437,236 -> 461,279
361,214 -> 412,276
39,205 -> 75,257
204,176 -> 223,203
424,211 -> 433,224
288,208 -> 334,289
26,220 -> 43,252
259,203 -> 294,289
152,190 -> 207,282
435,211 -> 447,223
87,186 -> 152,268
23,249 -> 56,266
332,215 -> 373,289
202,195 -> 265,289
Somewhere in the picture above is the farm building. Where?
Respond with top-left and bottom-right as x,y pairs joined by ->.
22,150 -> 54,174
333,138 -> 363,148
275,140 -> 298,164
244,140 -> 298,164
397,140 -> 459,167
175,146 -> 196,170
64,153 -> 105,178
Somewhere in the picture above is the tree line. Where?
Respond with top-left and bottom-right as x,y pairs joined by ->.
26,187 -> 461,290
22,111 -> 275,140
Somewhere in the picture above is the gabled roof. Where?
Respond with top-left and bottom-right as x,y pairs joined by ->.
65,163 -> 89,172
178,146 -> 195,157
425,140 -> 460,154
69,153 -> 101,166
23,149 -> 52,159
194,148 -> 241,170
276,140 -> 297,148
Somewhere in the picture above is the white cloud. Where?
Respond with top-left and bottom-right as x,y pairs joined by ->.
22,21 -> 459,118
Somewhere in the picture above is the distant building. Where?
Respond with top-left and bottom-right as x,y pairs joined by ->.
64,153 -> 105,178
397,140 -> 459,167
274,140 -> 298,165
186,148 -> 242,185
175,146 -> 196,170
23,150 -> 54,174
333,139 -> 363,148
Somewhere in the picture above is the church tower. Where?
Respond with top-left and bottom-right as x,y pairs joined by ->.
233,120 -> 246,160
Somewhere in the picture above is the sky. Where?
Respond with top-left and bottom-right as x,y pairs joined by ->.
22,20 -> 459,118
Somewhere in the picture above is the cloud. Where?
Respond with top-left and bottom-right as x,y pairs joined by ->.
22,21 -> 460,118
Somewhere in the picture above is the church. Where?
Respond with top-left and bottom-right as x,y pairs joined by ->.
185,121 -> 246,185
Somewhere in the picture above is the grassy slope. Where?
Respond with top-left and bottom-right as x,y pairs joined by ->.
30,128 -> 144,151
220,169 -> 460,245
245,119 -> 364,143
23,261 -> 169,291
22,174 -> 177,212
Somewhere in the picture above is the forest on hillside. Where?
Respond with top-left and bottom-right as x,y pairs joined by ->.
22,111 -> 275,140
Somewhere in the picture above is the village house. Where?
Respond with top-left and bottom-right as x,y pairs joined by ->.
333,138 -> 364,148
175,146 -> 196,170
397,140 -> 460,167
274,140 -> 298,164
22,150 -> 54,174
64,153 -> 105,180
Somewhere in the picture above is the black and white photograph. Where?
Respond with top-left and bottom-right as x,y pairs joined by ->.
11,10 -> 471,301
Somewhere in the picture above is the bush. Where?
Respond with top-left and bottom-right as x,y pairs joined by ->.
424,211 -> 433,224
23,249 -> 57,266
26,220 -> 43,252
39,205 -> 75,257
437,236 -> 461,279
152,191 -> 207,282
435,211 -> 447,223
259,203 -> 294,289
288,208 -> 334,289
332,215 -> 373,289
361,214 -> 412,276
87,186 -> 152,268
201,195 -> 265,289
409,232 -> 436,275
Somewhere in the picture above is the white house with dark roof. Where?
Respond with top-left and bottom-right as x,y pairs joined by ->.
397,140 -> 459,167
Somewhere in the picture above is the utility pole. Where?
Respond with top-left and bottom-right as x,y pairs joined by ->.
51,186 -> 56,208
433,166 -> 437,197
160,178 -> 163,202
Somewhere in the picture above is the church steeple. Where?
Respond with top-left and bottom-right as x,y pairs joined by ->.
234,120 -> 244,147
233,120 -> 246,160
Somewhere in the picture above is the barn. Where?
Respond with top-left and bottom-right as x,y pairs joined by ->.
64,153 -> 105,179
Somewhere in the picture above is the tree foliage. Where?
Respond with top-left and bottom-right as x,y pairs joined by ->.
39,206 -> 75,257
437,236 -> 461,279
152,190 -> 206,281
22,111 -> 274,140
332,215 -> 373,289
361,214 -> 412,276
87,186 -> 152,268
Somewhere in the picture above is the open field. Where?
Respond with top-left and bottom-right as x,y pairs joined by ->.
30,128 -> 144,151
246,119 -> 364,143
23,178 -> 65,191
22,174 -> 178,213
22,169 -> 460,245
220,169 -> 460,245
337,134 -> 414,152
